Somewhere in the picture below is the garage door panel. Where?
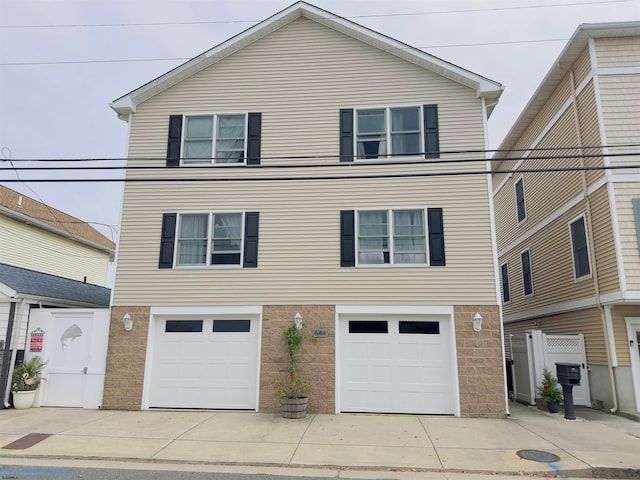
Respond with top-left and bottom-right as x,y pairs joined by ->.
149,317 -> 259,409
340,315 -> 455,414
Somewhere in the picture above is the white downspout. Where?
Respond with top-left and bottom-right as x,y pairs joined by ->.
3,298 -> 27,407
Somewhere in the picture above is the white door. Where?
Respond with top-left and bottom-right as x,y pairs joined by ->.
339,314 -> 455,414
149,316 -> 259,409
626,317 -> 640,412
26,309 -> 110,408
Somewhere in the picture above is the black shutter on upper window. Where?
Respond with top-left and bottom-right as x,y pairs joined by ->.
243,212 -> 259,268
340,109 -> 354,163
427,208 -> 445,266
166,115 -> 183,167
247,113 -> 262,165
159,213 -> 177,269
423,105 -> 439,159
340,210 -> 356,267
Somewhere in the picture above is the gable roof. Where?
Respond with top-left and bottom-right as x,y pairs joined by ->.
0,185 -> 115,253
111,1 -> 503,119
497,21 -> 640,153
0,263 -> 111,307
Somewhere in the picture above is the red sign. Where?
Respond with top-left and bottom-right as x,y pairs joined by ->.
29,328 -> 45,353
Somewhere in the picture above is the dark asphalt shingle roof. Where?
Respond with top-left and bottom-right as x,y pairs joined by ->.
0,263 -> 111,307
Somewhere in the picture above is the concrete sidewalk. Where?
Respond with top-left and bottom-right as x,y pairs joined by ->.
0,401 -> 638,478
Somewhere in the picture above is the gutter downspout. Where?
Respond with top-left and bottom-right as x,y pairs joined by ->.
569,70 -> 618,413
2,298 -> 27,408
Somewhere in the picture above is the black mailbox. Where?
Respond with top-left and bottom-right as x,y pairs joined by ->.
556,362 -> 581,386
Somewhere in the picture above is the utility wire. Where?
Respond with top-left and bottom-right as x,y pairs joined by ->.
0,0 -> 630,29
1,163 -> 638,183
4,143 -> 639,163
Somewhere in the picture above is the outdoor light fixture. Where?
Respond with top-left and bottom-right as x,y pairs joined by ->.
473,313 -> 483,332
123,313 -> 133,332
294,312 -> 303,331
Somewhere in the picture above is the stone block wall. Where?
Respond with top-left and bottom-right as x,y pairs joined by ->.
260,305 -> 335,414
455,305 -> 507,418
102,306 -> 150,410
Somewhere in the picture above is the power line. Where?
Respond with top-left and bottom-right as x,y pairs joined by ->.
0,0 -> 630,29
1,163 -> 638,183
4,143 -> 639,163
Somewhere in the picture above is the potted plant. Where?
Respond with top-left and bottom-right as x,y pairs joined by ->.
274,321 -> 311,418
537,368 -> 563,413
11,356 -> 47,409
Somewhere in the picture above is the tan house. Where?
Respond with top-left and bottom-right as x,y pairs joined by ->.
493,22 -> 640,418
105,1 -> 506,417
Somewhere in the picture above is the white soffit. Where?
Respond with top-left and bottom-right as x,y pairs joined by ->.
110,1 -> 503,119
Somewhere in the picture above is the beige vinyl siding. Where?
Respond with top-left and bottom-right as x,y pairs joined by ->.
114,173 -> 497,306
612,305 -> 640,366
615,184 -> 640,290
598,74 -> 640,173
590,185 -> 619,294
573,46 -> 592,87
128,17 -> 485,167
500,202 -> 598,317
595,37 -> 640,68
0,216 -> 111,286
575,82 -> 605,186
503,307 -> 607,365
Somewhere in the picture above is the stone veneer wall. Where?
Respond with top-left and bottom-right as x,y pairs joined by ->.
455,305 -> 506,418
260,305 -> 335,414
102,306 -> 150,410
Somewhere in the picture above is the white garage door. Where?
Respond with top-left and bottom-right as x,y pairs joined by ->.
149,317 -> 259,409
340,315 -> 455,414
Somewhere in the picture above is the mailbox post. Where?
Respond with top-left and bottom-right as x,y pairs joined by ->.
555,363 -> 581,420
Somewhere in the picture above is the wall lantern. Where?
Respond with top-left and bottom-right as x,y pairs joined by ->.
123,313 -> 133,332
294,312 -> 303,331
473,313 -> 483,332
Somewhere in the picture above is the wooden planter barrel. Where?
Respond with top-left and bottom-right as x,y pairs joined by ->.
281,397 -> 308,419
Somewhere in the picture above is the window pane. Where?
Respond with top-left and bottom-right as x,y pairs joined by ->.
393,210 -> 425,264
521,250 -> 533,295
516,179 -> 526,222
571,217 -> 590,278
184,140 -> 212,160
186,116 -> 213,139
501,264 -> 510,303
177,214 -> 208,265
216,115 -> 245,164
213,319 -> 250,333
399,321 -> 439,334
165,320 -> 203,332
358,210 -> 389,264
391,107 -> 419,131
357,109 -> 385,134
349,321 -> 388,334
211,213 -> 242,265
391,133 -> 420,155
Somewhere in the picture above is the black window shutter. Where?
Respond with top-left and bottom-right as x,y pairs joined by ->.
428,208 -> 445,266
340,109 -> 354,163
247,113 -> 262,165
243,212 -> 259,268
340,210 -> 355,266
159,213 -> 177,268
166,115 -> 183,167
423,105 -> 439,159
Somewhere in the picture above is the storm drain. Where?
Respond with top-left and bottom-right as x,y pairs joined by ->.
516,449 -> 560,463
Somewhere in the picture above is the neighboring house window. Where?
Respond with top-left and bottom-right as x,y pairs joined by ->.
339,105 -> 439,162
340,208 -> 445,266
515,177 -> 526,223
633,198 -> 640,250
166,113 -> 262,167
569,215 -> 591,279
158,212 -> 259,268
521,249 -> 533,296
501,263 -> 510,304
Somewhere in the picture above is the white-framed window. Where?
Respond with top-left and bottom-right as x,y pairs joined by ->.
356,106 -> 422,159
182,114 -> 247,165
569,214 -> 591,280
501,263 -> 511,304
357,208 -> 426,265
521,249 -> 533,297
515,177 -> 526,223
176,212 -> 244,266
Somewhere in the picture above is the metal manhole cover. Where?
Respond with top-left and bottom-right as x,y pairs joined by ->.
516,449 -> 560,463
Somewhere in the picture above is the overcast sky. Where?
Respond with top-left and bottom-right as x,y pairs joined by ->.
1,0 -> 639,245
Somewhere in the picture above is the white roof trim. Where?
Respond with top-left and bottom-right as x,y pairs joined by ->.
497,21 -> 640,154
110,1 -> 502,119
0,281 -> 17,298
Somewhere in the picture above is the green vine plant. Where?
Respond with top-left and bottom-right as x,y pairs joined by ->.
284,323 -> 303,374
